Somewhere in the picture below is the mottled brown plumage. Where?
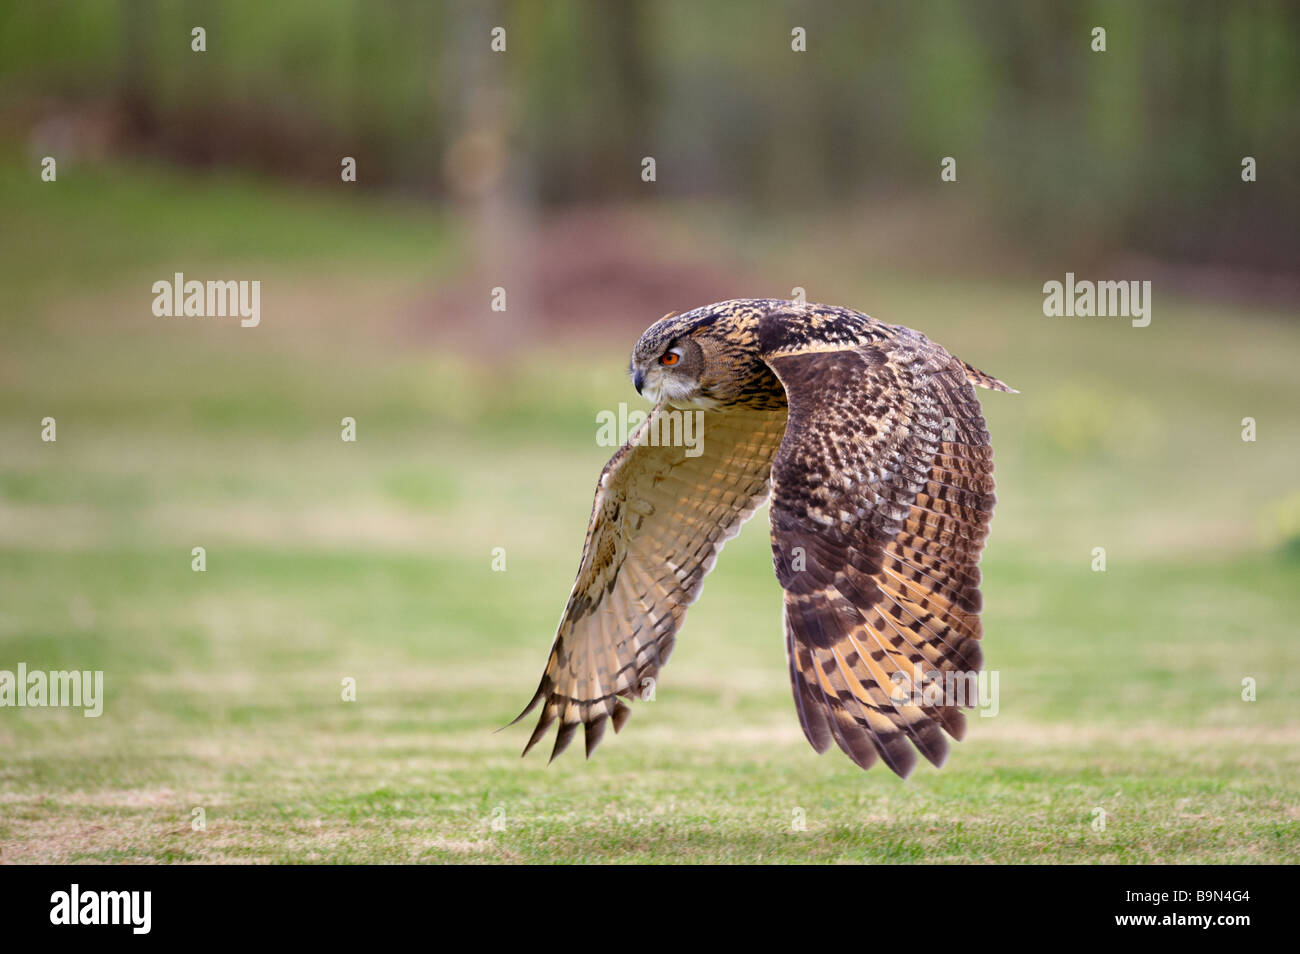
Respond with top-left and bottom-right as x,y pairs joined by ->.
511,299 -> 1014,775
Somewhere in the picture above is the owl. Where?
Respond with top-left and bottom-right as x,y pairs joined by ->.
511,299 -> 1014,776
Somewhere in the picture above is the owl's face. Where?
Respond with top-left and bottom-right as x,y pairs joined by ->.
629,305 -> 780,410
629,334 -> 710,407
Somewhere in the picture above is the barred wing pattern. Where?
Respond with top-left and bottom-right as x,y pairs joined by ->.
766,341 -> 1001,777
512,400 -> 788,761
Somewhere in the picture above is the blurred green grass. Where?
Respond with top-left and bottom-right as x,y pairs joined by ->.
1,157 -> 1297,863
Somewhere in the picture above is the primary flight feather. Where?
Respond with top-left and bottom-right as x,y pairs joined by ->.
510,298 -> 1014,776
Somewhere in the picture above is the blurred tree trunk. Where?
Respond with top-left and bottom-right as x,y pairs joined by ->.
589,0 -> 651,197
118,0 -> 157,139
446,0 -> 533,337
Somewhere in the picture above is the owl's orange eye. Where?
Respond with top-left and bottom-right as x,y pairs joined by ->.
660,352 -> 680,366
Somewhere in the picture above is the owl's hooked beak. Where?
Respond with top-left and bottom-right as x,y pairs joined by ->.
632,368 -> 646,394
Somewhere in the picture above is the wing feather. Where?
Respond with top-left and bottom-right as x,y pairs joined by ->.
765,331 -> 1005,776
512,399 -> 788,759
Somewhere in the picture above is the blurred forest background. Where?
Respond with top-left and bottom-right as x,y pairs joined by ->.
1,2 -> 1298,863
2,0 -> 1299,274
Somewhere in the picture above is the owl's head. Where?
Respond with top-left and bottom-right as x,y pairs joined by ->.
628,306 -> 765,408
629,313 -> 709,407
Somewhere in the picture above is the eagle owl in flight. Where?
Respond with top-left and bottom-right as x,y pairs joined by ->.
512,299 -> 1013,776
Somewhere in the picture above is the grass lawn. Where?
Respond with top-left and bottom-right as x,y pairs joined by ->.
1,158 -> 1297,863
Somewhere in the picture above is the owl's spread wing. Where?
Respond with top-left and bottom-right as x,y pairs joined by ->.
765,339 -> 1000,776
512,400 -> 788,761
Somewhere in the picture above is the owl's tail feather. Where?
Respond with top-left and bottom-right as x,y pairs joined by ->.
959,359 -> 1017,394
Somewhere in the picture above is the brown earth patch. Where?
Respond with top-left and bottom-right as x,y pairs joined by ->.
410,206 -> 767,352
